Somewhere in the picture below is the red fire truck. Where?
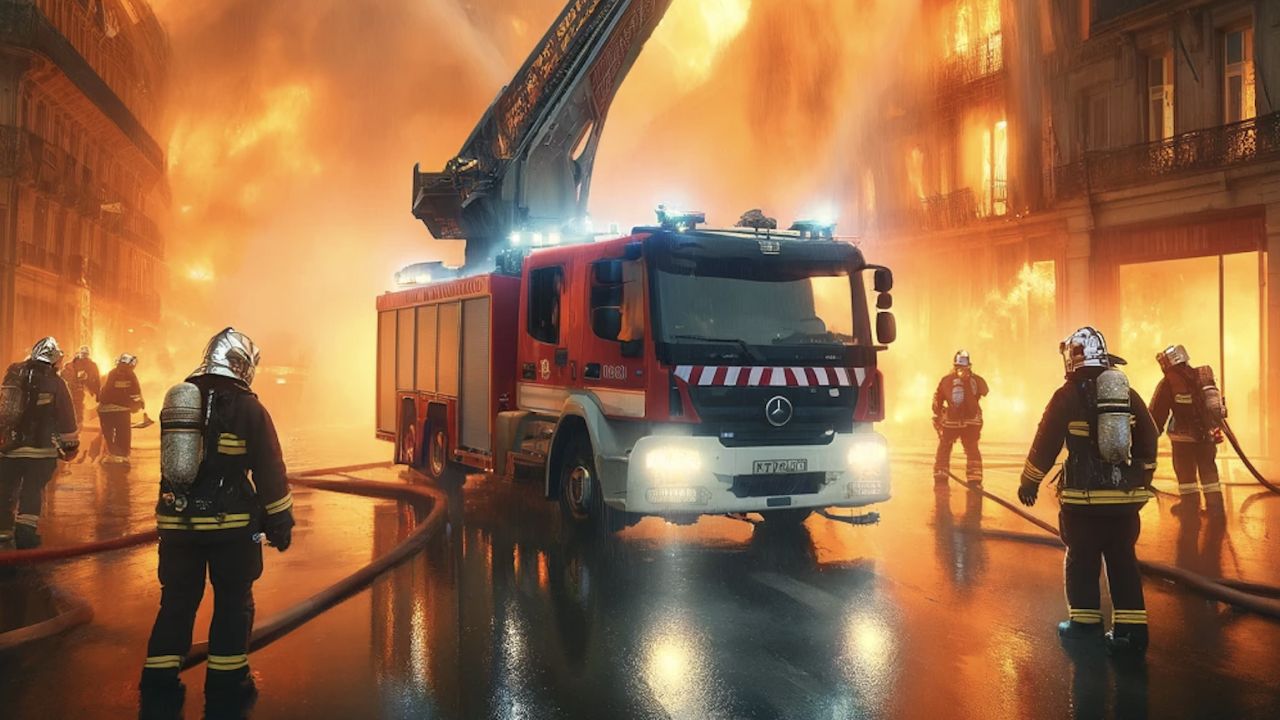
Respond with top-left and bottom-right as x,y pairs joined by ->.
376,219 -> 897,530
378,0 -> 896,531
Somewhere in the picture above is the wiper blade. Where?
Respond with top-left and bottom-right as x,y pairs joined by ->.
671,334 -> 764,363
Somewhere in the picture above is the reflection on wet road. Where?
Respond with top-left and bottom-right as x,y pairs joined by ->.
2,430 -> 1279,718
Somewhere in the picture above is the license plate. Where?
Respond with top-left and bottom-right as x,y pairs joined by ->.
753,459 -> 808,474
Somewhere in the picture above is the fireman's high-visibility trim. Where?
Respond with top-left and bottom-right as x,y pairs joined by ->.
1068,608 -> 1102,623
1067,421 -> 1090,437
217,446 -> 248,456
1201,483 -> 1222,494
114,381 -> 132,388
36,392 -> 53,405
1113,609 -> 1148,624
16,514 -> 40,528
1142,462 -> 1157,471
98,404 -> 130,413
1,447 -> 60,459
218,433 -> 247,446
207,654 -> 249,671
157,521 -> 252,531
1022,461 -> 1047,482
144,655 -> 184,669
264,494 -> 293,515
1178,483 -> 1199,495
1058,487 -> 1154,505
1174,394 -> 1194,404
156,513 -> 252,531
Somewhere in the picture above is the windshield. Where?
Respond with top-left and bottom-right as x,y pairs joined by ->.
655,268 -> 868,350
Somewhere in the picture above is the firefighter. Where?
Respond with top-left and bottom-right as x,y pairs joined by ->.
1150,345 -> 1225,512
61,345 -> 101,426
98,353 -> 144,465
1017,327 -> 1158,654
0,337 -> 79,549
932,350 -> 989,484
139,328 -> 294,715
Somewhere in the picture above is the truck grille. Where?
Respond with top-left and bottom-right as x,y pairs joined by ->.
687,385 -> 857,447
730,472 -> 825,498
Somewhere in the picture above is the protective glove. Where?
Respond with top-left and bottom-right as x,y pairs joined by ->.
1017,480 -> 1039,507
264,511 -> 295,552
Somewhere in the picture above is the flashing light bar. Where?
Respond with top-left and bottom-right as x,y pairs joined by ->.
789,220 -> 837,239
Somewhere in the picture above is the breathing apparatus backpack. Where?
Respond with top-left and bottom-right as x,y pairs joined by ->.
1193,366 -> 1226,436
1064,368 -> 1135,491
0,363 -> 34,451
160,382 -> 205,509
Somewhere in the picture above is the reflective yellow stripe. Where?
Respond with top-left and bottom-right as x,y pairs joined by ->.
1178,483 -> 1199,495
156,514 -> 252,531
1174,394 -> 1193,404
98,404 -> 129,413
1,447 -> 60,459
36,393 -> 53,406
158,522 -> 251,531
1113,609 -> 1148,624
1201,483 -> 1222,494
264,494 -> 293,514
1022,460 -> 1047,481
217,446 -> 248,456
144,655 -> 184,669
1069,608 -> 1102,623
218,434 -> 246,446
207,654 -> 249,671
114,381 -> 131,388
1067,421 -> 1090,436
1059,487 -> 1153,505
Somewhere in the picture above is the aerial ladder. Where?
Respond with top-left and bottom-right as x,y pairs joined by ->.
411,0 -> 674,270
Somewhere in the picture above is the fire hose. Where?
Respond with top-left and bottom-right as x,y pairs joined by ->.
0,462 -> 427,657
943,471 -> 1280,620
1222,420 -> 1280,496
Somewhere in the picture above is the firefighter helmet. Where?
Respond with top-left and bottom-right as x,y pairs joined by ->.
953,350 -> 971,368
76,345 -> 91,360
29,337 -> 64,366
1060,326 -> 1126,375
1156,344 -> 1191,372
189,327 -> 260,387
118,353 -> 138,368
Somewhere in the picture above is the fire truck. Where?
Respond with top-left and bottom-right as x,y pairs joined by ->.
375,0 -> 898,531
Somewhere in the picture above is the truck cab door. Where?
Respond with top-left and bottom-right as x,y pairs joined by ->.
520,260 -> 576,407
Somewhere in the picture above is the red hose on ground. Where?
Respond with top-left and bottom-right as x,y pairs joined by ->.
183,474 -> 444,669
944,471 -> 1280,620
0,586 -> 94,653
1223,421 -> 1280,496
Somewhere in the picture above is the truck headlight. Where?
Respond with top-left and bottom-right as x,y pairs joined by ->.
644,446 -> 704,479
847,439 -> 888,479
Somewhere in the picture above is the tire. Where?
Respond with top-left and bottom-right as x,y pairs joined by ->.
760,508 -> 812,527
424,421 -> 460,484
558,433 -> 624,536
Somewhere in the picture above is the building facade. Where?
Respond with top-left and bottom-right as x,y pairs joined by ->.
859,0 -> 1280,457
0,0 -> 167,365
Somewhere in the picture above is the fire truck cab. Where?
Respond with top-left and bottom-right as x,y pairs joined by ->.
377,223 -> 896,531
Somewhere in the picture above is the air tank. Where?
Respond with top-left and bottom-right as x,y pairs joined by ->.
1095,368 -> 1132,465
160,382 -> 205,490
1196,366 -> 1226,429
0,373 -> 25,429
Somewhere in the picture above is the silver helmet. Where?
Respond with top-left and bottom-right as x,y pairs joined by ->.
1060,326 -> 1126,375
29,337 -> 64,366
953,349 -> 971,368
76,345 -> 91,360
189,327 -> 260,387
118,353 -> 138,367
1156,344 -> 1190,372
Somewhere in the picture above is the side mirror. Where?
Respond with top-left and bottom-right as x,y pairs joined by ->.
593,307 -> 622,341
876,292 -> 893,310
876,311 -> 897,345
873,267 -> 894,293
593,260 -> 623,285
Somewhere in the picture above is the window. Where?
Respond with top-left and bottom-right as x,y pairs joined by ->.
1223,27 -> 1255,124
527,266 -> 564,345
1147,53 -> 1174,141
1085,92 -> 1110,150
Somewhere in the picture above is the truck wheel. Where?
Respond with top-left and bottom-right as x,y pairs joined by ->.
424,421 -> 459,484
559,434 -> 624,535
760,508 -> 811,527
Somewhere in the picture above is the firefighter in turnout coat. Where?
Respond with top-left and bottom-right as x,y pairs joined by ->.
98,353 -> 144,464
0,337 -> 79,549
1150,345 -> 1225,512
61,345 -> 101,426
932,350 -> 989,484
1017,327 -> 1157,654
139,328 -> 295,715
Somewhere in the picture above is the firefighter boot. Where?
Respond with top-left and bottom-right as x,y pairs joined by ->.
14,524 -> 41,550
204,670 -> 258,720
1057,620 -> 1104,641
1105,625 -> 1149,655
138,678 -> 185,720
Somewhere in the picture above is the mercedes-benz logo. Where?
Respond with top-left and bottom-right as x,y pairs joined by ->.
765,395 -> 793,427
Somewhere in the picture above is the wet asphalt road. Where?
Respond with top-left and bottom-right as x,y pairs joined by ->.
2,426 -> 1280,719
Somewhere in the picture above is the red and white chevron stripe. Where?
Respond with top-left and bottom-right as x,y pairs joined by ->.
673,366 -> 869,387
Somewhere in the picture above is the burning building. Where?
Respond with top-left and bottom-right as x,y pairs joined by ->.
0,0 -> 168,363
859,0 -> 1280,456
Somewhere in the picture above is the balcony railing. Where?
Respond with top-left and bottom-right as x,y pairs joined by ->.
1049,112 -> 1280,200
936,32 -> 1003,91
15,241 -> 61,274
